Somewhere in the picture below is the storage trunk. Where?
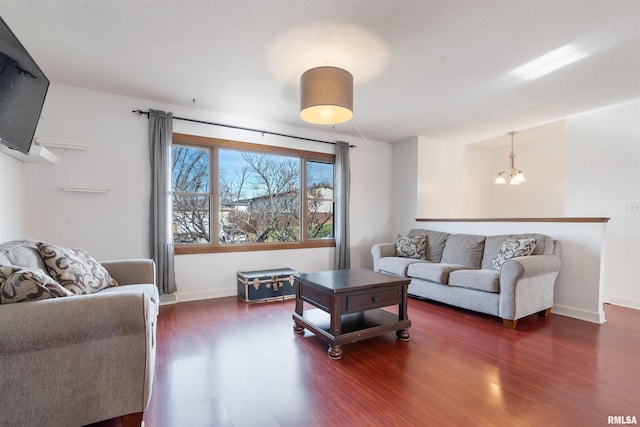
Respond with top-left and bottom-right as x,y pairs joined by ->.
237,268 -> 298,303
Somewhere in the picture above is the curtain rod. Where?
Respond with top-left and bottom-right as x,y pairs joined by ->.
131,110 -> 355,148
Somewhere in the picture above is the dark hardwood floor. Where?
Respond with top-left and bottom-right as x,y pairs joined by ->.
92,297 -> 639,427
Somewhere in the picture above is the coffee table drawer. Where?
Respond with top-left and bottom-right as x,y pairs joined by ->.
346,288 -> 399,312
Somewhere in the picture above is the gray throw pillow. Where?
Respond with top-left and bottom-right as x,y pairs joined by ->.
423,230 -> 449,263
441,234 -> 486,269
395,233 -> 427,259
0,265 -> 72,304
492,237 -> 537,270
36,242 -> 118,295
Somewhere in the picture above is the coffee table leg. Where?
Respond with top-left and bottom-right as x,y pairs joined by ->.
328,345 -> 343,360
293,280 -> 305,334
396,329 -> 410,341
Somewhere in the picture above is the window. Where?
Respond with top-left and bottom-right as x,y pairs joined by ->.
172,145 -> 211,244
306,160 -> 334,239
171,133 -> 335,254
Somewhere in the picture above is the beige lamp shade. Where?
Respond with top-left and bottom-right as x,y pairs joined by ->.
300,66 -> 353,125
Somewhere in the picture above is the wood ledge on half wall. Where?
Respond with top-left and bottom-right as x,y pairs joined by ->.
415,217 -> 610,223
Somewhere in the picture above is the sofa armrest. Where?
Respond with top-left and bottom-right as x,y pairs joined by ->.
0,292 -> 154,353
499,254 -> 562,320
371,243 -> 396,271
0,292 -> 156,425
501,254 -> 562,282
101,259 -> 156,286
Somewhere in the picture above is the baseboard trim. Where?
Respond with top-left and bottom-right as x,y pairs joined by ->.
159,294 -> 177,306
159,289 -> 237,306
551,304 -> 606,324
606,297 -> 640,311
175,288 -> 237,303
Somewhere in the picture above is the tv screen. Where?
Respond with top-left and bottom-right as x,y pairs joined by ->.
0,16 -> 49,155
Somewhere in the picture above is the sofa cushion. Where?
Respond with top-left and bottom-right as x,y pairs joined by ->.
491,237 -> 536,270
409,229 -> 449,262
395,233 -> 427,259
0,265 -> 73,304
378,257 -> 429,277
0,239 -> 47,271
440,234 -> 486,269
407,262 -> 470,285
37,242 -> 119,295
449,269 -> 500,293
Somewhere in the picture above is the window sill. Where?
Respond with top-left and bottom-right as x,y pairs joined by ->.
174,240 -> 335,255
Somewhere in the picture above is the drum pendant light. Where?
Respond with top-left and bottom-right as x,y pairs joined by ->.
300,66 -> 353,125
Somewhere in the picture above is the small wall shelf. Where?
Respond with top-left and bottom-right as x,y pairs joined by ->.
0,144 -> 60,164
61,186 -> 110,194
35,137 -> 88,151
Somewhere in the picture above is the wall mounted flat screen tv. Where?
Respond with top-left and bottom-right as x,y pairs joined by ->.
0,16 -> 49,155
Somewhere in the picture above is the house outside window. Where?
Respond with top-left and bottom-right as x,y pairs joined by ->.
171,133 -> 335,254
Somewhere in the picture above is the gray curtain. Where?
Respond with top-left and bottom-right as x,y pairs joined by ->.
334,141 -> 351,269
149,109 -> 176,295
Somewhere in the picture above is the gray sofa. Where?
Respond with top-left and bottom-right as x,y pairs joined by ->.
372,229 -> 561,328
0,239 -> 158,427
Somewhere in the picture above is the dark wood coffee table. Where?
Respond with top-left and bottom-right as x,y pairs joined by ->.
292,269 -> 411,359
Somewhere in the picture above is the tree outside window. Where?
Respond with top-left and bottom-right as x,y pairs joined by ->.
307,160 -> 334,239
171,133 -> 335,253
220,150 -> 301,243
171,145 -> 210,244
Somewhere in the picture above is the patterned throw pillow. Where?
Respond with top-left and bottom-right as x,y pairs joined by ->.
36,242 -> 118,295
492,237 -> 537,270
0,265 -> 72,304
395,233 -> 428,259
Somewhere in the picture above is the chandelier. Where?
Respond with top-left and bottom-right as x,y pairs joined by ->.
495,131 -> 526,185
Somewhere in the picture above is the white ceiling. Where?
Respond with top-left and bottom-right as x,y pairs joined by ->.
1,0 -> 639,144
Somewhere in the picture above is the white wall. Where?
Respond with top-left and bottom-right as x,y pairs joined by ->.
0,154 -> 32,241
349,137 -> 393,268
390,137 -> 419,235
408,121 -> 565,220
565,100 -> 640,310
0,83 -> 392,301
392,135 -> 472,226
416,136 -> 466,218
12,85 -> 151,259
462,146 -> 493,217
467,121 -> 566,218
